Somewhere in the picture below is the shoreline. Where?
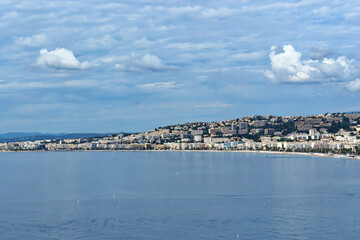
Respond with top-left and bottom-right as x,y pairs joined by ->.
155,149 -> 360,160
1,149 -> 359,160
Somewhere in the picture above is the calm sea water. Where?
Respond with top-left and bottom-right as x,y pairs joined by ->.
0,151 -> 360,239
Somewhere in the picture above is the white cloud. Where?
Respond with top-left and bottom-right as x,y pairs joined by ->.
134,37 -> 153,46
311,6 -> 333,17
96,55 -> 129,63
194,103 -> 232,108
201,7 -> 237,18
142,5 -> 238,19
1,11 -> 18,20
94,2 -> 128,10
346,78 -> 360,92
63,80 -> 100,87
231,51 -> 266,61
36,48 -> 91,70
265,44 -> 360,83
142,5 -> 202,15
152,25 -> 176,31
167,6 -> 201,14
0,79 -> 101,90
167,42 -> 220,50
80,34 -> 118,50
16,33 -> 47,46
137,81 -> 180,89
115,53 -> 175,72
0,81 -> 51,89
241,0 -> 322,12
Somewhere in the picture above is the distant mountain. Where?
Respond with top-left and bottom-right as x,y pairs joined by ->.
343,111 -> 360,114
0,132 -> 122,143
0,132 -> 50,139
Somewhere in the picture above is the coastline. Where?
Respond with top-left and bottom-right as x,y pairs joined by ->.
235,150 -> 360,160
1,149 -> 359,160
154,149 -> 360,160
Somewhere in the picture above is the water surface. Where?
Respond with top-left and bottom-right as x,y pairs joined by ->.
0,151 -> 360,239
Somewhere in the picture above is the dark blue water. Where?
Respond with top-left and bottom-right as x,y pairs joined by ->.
0,151 -> 360,239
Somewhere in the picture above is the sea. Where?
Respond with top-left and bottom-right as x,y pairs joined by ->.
1,151 -> 360,240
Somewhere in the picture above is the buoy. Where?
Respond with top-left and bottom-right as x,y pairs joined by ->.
77,200 -> 80,204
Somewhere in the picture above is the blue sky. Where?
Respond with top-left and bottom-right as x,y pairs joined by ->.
1,0 -> 360,133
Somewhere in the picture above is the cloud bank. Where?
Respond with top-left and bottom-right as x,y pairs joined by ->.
2,0 -> 360,133
36,48 -> 90,70
265,44 -> 360,84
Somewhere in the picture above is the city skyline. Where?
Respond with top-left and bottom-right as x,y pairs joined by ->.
1,0 -> 360,133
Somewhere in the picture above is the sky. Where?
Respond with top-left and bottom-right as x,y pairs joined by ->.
1,0 -> 360,133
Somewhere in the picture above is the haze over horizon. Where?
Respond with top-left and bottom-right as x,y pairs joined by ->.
1,0 -> 360,133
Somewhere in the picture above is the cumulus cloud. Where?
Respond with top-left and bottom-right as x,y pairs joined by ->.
115,53 -> 175,72
346,78 -> 360,92
36,48 -> 91,70
265,44 -> 360,83
16,33 -> 47,46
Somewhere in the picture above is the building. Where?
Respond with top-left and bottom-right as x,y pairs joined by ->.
239,122 -> 249,129
194,135 -> 202,142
